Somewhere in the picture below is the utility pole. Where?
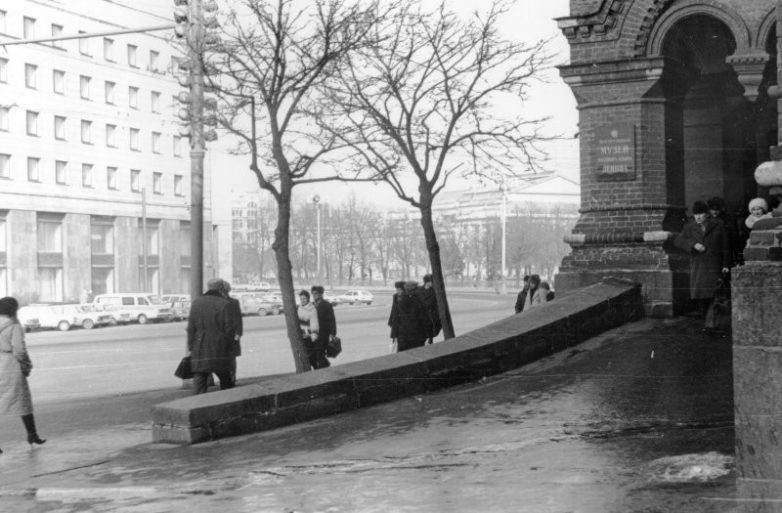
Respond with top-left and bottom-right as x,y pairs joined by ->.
500,179 -> 507,295
174,0 -> 218,299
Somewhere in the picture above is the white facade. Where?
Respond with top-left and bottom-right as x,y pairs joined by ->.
0,0 -> 218,303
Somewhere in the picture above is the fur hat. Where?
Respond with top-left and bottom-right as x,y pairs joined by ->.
748,197 -> 768,213
0,296 -> 19,317
692,201 -> 709,215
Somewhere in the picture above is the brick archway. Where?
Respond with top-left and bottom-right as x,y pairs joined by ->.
646,0 -> 751,56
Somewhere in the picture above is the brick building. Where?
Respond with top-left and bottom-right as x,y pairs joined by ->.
555,0 -> 777,315
0,1 -> 221,304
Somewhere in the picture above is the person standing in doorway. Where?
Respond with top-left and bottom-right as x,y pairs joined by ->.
187,279 -> 237,394
0,296 -> 46,451
674,200 -> 730,323
310,285 -> 335,370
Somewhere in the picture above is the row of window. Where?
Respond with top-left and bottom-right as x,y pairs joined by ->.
0,155 -> 185,196
1,109 -> 184,155
3,11 -> 171,74
0,59 -> 175,113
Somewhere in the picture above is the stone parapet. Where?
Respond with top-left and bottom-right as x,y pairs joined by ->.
152,279 -> 643,444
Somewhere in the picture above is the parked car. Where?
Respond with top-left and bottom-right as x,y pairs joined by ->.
161,294 -> 190,306
17,304 -> 113,331
170,299 -> 191,321
323,291 -> 341,306
235,292 -> 282,316
92,293 -> 173,324
337,290 -> 374,305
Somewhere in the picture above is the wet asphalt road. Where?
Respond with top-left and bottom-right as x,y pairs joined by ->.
0,316 -> 736,512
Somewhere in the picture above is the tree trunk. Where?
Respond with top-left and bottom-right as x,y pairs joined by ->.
273,193 -> 310,372
419,201 -> 455,340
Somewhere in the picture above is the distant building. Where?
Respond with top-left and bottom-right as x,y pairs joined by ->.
0,0 -> 219,303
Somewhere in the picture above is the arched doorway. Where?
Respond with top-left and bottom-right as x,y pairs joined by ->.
660,14 -> 777,218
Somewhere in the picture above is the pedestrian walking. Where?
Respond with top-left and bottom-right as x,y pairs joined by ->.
297,289 -> 320,366
219,280 -> 243,382
514,275 -> 531,313
187,279 -> 238,395
388,281 -> 404,352
674,200 -> 730,327
310,286 -> 335,370
391,281 -> 432,351
540,281 -> 555,302
0,296 -> 46,452
418,274 -> 441,343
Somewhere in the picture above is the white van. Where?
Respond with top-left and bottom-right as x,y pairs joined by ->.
92,293 -> 173,324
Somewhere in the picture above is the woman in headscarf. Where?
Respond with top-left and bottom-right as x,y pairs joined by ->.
0,297 -> 46,452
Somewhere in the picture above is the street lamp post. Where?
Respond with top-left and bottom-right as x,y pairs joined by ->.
313,195 -> 321,283
500,181 -> 507,295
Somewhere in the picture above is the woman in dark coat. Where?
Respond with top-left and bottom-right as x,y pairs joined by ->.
674,200 -> 730,318
391,281 -> 432,352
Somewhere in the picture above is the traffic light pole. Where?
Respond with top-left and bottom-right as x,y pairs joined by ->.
188,0 -> 205,300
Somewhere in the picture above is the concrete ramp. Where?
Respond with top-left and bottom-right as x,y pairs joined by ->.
152,279 -> 643,444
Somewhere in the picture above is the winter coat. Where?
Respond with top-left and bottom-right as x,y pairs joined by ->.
0,316 -> 33,416
226,296 -> 243,357
298,302 -> 319,339
674,218 -> 730,299
524,287 -> 547,310
186,291 -> 236,374
514,285 -> 529,313
390,292 -> 431,351
417,286 -> 441,337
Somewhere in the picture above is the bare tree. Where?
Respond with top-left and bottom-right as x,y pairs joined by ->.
324,0 -> 553,338
208,0 -> 381,371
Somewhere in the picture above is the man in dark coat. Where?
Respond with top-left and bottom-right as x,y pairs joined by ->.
310,285 -> 335,370
220,280 -> 243,382
674,200 -> 730,322
514,275 -> 531,313
392,281 -> 432,351
187,278 -> 238,394
388,280 -> 405,342
417,274 -> 440,344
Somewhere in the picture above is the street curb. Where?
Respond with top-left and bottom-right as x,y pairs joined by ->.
151,278 -> 643,444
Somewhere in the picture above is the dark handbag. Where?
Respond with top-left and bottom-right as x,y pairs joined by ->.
174,356 -> 194,379
326,336 -> 342,358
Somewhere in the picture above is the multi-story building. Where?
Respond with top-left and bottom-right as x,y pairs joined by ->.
0,0 -> 220,304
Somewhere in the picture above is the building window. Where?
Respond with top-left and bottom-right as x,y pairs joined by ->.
27,157 -> 40,182
0,58 -> 7,82
103,38 -> 114,61
129,86 -> 139,108
170,57 -> 180,75
78,31 -> 91,56
55,160 -> 67,184
106,124 -> 117,147
81,120 -> 92,144
153,172 -> 162,194
26,111 -> 38,136
131,169 -> 141,192
51,24 -> 64,49
107,166 -> 118,190
151,91 -> 161,113
151,132 -> 161,153
127,44 -> 137,67
38,267 -> 63,302
105,81 -> 115,104
82,163 -> 93,187
129,128 -> 140,151
23,16 -> 35,38
0,106 -> 8,131
174,174 -> 184,196
149,50 -> 160,72
173,135 -> 182,157
91,222 -> 114,254
0,154 -> 9,178
53,69 -> 65,94
80,75 -> 91,99
54,115 -> 66,140
25,64 -> 37,89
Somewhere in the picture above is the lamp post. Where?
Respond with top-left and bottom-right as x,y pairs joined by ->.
500,180 -> 507,295
313,195 -> 321,283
